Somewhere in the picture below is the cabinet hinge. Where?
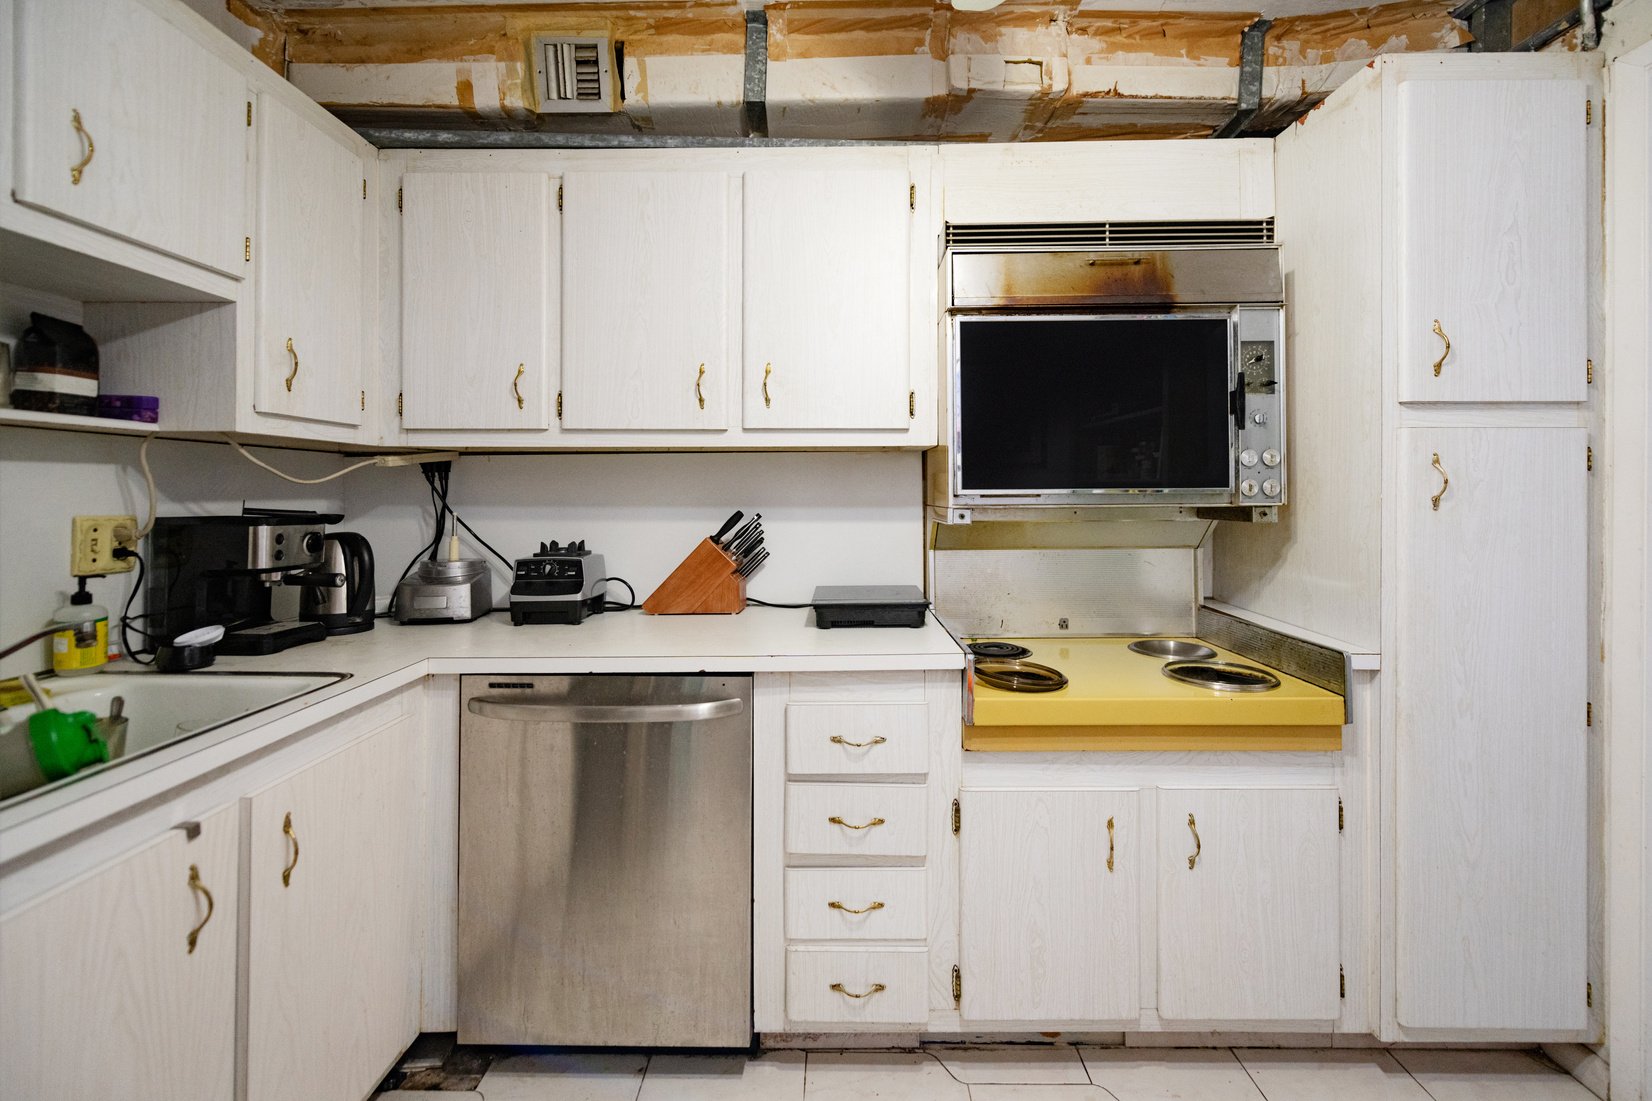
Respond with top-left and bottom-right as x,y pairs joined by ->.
246,101 -> 252,127
558,183 -> 564,212
909,391 -> 916,419
952,965 -> 962,1007
1338,798 -> 1344,832
360,390 -> 366,412
1586,99 -> 1594,125
397,392 -> 404,417
244,236 -> 251,262
909,182 -> 916,211
556,391 -> 563,420
951,797 -> 961,835
1340,967 -> 1346,999
1587,981 -> 1593,1007
397,186 -> 403,214
1587,358 -> 1594,384
1588,446 -> 1594,472
1586,701 -> 1593,727
363,178 -> 368,200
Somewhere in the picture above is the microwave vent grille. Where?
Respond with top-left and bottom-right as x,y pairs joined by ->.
945,220 -> 1275,250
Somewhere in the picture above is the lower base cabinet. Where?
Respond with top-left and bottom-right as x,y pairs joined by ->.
243,716 -> 423,1101
0,804 -> 239,1101
1157,787 -> 1341,1021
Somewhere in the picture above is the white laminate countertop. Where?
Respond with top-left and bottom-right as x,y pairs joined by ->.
0,609 -> 964,860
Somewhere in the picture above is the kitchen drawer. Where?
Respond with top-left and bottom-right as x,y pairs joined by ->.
785,947 -> 928,1025
785,867 -> 927,941
786,703 -> 928,777
785,783 -> 928,859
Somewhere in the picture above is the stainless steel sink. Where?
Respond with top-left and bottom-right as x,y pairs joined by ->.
1161,660 -> 1281,692
1128,639 -> 1217,661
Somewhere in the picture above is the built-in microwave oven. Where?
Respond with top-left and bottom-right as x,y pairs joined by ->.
941,248 -> 1286,513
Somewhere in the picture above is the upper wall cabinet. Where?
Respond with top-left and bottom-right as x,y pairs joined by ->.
253,94 -> 366,428
561,171 -> 735,431
13,0 -> 248,279
400,171 -> 557,431
1397,78 -> 1587,403
742,169 -> 913,431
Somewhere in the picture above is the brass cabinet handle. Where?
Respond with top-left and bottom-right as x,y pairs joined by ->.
281,812 -> 300,887
763,363 -> 773,408
695,363 -> 706,410
512,364 -> 525,410
828,815 -> 885,831
70,109 -> 94,185
830,982 -> 886,999
186,864 -> 214,954
828,900 -> 886,915
830,735 -> 887,749
284,337 -> 299,392
1187,813 -> 1201,869
1430,452 -> 1450,511
1106,815 -> 1116,873
1431,319 -> 1451,377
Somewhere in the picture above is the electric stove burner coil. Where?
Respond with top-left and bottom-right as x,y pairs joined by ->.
973,659 -> 1069,693
968,641 -> 1032,660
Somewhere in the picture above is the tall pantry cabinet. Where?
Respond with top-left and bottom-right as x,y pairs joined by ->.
1214,54 -> 1594,1040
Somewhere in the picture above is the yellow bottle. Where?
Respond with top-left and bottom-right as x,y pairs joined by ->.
52,579 -> 108,677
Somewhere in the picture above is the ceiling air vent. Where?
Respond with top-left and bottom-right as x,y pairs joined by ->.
946,220 -> 1276,251
532,36 -> 617,114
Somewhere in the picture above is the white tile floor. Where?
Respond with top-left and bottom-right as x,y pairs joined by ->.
379,1046 -> 1600,1101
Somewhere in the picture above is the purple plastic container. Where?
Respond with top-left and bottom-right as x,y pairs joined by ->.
96,394 -> 160,423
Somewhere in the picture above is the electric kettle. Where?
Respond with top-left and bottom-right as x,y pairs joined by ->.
300,532 -> 375,635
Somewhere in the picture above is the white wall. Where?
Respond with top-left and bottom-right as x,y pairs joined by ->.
0,429 -> 347,679
340,451 -> 924,612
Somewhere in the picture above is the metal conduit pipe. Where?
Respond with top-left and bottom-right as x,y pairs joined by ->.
1580,0 -> 1601,49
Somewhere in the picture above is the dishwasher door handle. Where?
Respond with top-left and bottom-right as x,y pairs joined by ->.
466,695 -> 745,724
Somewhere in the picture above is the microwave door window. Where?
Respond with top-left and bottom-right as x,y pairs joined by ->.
957,317 -> 1232,494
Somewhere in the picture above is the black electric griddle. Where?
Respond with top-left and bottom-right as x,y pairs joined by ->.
810,585 -> 929,629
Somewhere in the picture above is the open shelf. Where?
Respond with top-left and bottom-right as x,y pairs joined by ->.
0,407 -> 163,437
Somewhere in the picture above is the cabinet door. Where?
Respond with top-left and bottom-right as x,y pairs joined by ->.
14,0 -> 247,277
244,719 -> 423,1101
561,171 -> 733,430
960,788 -> 1139,1022
254,95 -> 364,426
401,172 -> 556,430
1157,787 -> 1340,1021
1396,79 -> 1586,403
1394,426 -> 1587,1030
743,169 -> 911,430
0,805 -> 237,1101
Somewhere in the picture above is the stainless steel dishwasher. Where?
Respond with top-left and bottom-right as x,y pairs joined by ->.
457,674 -> 752,1047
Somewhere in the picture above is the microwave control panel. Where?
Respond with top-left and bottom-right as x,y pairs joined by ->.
1234,308 -> 1285,505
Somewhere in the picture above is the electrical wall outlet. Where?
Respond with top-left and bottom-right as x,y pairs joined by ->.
71,515 -> 138,576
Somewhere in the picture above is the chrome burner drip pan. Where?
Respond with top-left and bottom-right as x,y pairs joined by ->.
1161,660 -> 1281,693
1128,639 -> 1217,661
973,659 -> 1069,694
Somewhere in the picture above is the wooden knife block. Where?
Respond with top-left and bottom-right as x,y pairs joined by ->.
642,538 -> 747,615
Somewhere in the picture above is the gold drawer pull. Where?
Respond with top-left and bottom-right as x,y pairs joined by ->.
829,815 -> 885,831
695,363 -> 706,410
831,982 -> 886,999
763,363 -> 773,408
828,900 -> 886,915
830,735 -> 887,749
1431,319 -> 1451,377
186,864 -> 214,954
512,363 -> 525,410
281,811 -> 300,887
1187,812 -> 1201,870
1430,452 -> 1450,511
284,337 -> 300,392
70,109 -> 95,185
1106,815 -> 1116,873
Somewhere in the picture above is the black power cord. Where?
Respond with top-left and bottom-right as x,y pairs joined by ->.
747,597 -> 812,609
594,577 -> 637,612
112,548 -> 157,666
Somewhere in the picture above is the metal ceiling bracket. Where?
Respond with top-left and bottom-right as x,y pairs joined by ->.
744,9 -> 769,138
1213,18 -> 1272,139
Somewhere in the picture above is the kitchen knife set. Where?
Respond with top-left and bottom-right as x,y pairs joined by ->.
641,509 -> 770,615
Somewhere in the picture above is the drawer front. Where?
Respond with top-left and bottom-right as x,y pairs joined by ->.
786,703 -> 928,777
785,783 -> 928,859
786,947 -> 928,1025
785,867 -> 927,941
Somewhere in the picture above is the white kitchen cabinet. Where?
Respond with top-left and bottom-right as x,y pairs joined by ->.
400,171 -> 557,430
786,701 -> 930,778
243,715 -> 424,1101
958,787 -> 1139,1023
1397,79 -> 1587,404
13,0 -> 247,279
0,804 -> 238,1101
253,93 -> 366,427
742,168 -> 913,430
1157,787 -> 1340,1022
561,170 -> 735,431
1394,426 -> 1587,1031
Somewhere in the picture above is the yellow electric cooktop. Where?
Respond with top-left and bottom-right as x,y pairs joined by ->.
965,636 -> 1345,752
